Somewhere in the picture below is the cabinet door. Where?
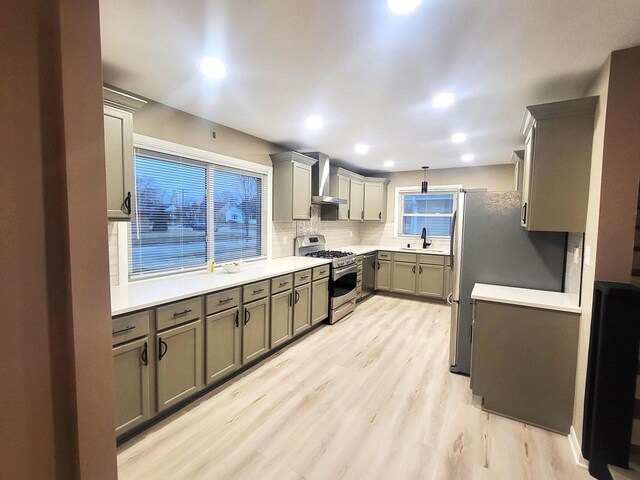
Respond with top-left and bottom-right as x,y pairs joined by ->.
156,321 -> 202,412
205,307 -> 241,385
104,105 -> 134,221
113,338 -> 150,435
375,260 -> 391,291
392,262 -> 417,294
292,162 -> 312,220
363,182 -> 383,221
337,175 -> 351,221
311,277 -> 329,325
521,124 -> 535,228
293,283 -> 311,335
417,264 -> 445,298
271,290 -> 293,348
349,179 -> 364,221
243,298 -> 270,363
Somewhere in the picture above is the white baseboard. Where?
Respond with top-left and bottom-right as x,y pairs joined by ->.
568,425 -> 589,470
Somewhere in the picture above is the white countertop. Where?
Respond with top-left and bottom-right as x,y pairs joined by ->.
343,245 -> 450,256
111,257 -> 331,316
471,283 -> 581,314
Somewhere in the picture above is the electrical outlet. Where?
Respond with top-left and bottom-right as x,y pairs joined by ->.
283,236 -> 288,245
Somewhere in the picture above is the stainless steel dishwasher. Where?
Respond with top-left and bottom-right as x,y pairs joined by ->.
361,252 -> 376,300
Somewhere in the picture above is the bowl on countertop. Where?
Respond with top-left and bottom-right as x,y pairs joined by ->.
222,261 -> 244,273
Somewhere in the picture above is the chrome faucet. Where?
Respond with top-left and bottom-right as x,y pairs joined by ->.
420,227 -> 432,249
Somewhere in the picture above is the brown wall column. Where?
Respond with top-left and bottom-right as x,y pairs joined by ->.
1,0 -> 117,478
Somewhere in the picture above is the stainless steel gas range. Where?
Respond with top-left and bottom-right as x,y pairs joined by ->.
295,235 -> 357,324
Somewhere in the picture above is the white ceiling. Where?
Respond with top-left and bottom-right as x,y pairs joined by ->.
99,0 -> 640,172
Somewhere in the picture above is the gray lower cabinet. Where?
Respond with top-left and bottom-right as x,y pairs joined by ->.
113,337 -> 150,435
156,320 -> 203,412
392,262 -> 416,294
271,290 -> 293,348
293,283 -> 312,335
243,298 -> 270,363
376,260 -> 391,291
311,277 -> 329,324
205,307 -> 241,385
471,300 -> 579,434
417,264 -> 444,298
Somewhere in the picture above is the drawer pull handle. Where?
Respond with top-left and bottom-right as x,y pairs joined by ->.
252,288 -> 265,294
300,275 -> 309,280
218,297 -> 234,305
112,325 -> 135,336
172,309 -> 192,318
319,270 -> 326,275
279,281 -> 289,286
141,342 -> 148,366
158,337 -> 168,360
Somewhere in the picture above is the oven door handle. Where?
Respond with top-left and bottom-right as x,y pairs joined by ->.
332,263 -> 357,278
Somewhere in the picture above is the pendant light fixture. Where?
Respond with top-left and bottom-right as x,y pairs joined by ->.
421,166 -> 429,193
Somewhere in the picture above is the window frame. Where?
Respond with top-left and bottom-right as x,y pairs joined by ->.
118,134 -> 273,284
394,185 -> 461,238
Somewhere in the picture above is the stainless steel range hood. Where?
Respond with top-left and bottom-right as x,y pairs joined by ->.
305,152 -> 347,205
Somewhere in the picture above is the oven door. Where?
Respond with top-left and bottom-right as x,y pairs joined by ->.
330,263 -> 358,308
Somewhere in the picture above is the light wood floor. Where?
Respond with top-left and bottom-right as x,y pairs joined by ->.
117,295 -> 590,480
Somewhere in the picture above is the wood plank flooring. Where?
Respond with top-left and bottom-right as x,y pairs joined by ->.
117,295 -> 590,480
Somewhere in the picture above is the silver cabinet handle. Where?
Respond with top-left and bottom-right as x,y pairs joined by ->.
253,288 -> 265,294
173,309 -> 192,318
218,297 -> 234,305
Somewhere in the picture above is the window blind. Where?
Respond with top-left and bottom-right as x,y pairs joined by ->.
400,192 -> 455,237
128,148 -> 267,279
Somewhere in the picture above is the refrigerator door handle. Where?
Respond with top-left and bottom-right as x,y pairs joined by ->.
450,210 -> 456,272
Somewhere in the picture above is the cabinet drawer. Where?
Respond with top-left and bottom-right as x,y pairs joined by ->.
112,311 -> 150,346
271,274 -> 293,294
243,280 -> 270,302
294,269 -> 312,286
377,251 -> 392,260
156,297 -> 202,331
312,265 -> 330,281
206,287 -> 241,315
393,252 -> 417,263
419,254 -> 445,265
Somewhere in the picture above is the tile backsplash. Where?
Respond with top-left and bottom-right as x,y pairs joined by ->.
108,222 -> 119,286
564,232 -> 584,299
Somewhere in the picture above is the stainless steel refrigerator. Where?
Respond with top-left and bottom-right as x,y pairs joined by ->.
448,190 -> 567,375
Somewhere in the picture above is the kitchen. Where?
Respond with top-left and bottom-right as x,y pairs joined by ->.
4,1 -> 640,480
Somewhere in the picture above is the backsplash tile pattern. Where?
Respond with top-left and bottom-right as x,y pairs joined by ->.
360,221 -> 451,252
565,232 -> 584,299
108,222 -> 119,286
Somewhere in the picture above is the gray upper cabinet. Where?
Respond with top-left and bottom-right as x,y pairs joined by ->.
311,277 -> 329,325
349,178 -> 364,221
270,152 -> 317,221
336,175 -> 351,221
156,320 -> 203,412
520,96 -> 597,232
205,307 -> 241,385
242,297 -> 270,363
293,283 -> 312,335
103,87 -> 145,222
511,150 -> 525,194
113,337 -> 150,435
363,178 -> 389,221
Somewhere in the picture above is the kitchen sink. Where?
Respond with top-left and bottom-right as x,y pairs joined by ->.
400,247 -> 445,254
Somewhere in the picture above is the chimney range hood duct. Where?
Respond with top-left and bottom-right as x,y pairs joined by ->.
305,152 -> 347,205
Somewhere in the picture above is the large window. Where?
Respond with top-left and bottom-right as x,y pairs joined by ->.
129,148 -> 266,279
398,191 -> 455,237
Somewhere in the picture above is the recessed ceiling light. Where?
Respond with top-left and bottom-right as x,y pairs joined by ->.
200,57 -> 227,79
461,154 -> 474,162
304,116 -> 324,131
387,0 -> 423,15
384,160 -> 395,168
432,92 -> 455,108
451,133 -> 467,143
355,143 -> 370,155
